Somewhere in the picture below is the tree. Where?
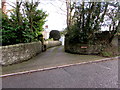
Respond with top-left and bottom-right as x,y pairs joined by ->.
105,2 -> 120,43
66,2 -> 120,45
66,0 -> 76,29
24,1 -> 48,39
49,0 -> 75,29
1,1 -> 48,45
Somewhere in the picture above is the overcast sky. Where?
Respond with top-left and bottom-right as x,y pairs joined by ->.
2,0 -> 117,31
39,0 -> 67,31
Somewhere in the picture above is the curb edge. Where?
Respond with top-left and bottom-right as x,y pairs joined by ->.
1,56 -> 119,78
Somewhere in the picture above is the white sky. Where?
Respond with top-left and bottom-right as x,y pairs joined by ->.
3,0 -> 117,31
39,0 -> 67,31
4,0 -> 67,31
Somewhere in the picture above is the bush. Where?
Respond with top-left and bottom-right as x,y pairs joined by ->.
49,30 -> 61,41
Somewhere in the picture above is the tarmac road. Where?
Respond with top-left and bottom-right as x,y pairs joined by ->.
2,59 -> 118,88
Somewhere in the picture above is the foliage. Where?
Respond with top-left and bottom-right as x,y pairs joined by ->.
2,14 -> 19,45
60,29 -> 67,36
66,2 -> 120,45
100,44 -> 119,57
100,51 -> 112,57
49,30 -> 61,41
24,2 -> 48,37
46,38 -> 53,41
1,1 -> 48,46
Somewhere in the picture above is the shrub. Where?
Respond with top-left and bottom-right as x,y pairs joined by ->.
49,30 -> 61,41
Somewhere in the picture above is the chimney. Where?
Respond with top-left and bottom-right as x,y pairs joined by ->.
2,0 -> 6,14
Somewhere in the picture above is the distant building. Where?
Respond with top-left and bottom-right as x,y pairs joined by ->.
42,25 -> 50,40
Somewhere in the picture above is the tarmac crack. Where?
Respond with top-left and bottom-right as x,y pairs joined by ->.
62,68 -> 73,77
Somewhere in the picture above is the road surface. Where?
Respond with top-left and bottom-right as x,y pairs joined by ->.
2,60 -> 118,88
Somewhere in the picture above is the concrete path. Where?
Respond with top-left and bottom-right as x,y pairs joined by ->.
2,46 -> 113,75
2,60 -> 118,88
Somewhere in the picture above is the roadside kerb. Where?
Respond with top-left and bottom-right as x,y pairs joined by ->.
1,56 -> 118,78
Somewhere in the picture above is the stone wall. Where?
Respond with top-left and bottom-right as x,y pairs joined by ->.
1,41 -> 62,66
64,35 -> 103,55
65,43 -> 102,55
64,36 -> 118,55
1,42 -> 42,66
45,41 -> 62,49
